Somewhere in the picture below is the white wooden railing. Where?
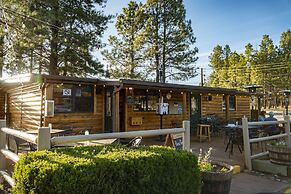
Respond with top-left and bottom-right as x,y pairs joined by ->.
242,115 -> 291,170
0,120 -> 190,188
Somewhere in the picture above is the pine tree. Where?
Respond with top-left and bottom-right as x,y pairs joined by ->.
144,0 -> 198,82
1,0 -> 112,76
102,1 -> 147,79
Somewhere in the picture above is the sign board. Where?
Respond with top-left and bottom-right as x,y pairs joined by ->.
164,133 -> 183,150
156,103 -> 169,115
63,88 -> 72,96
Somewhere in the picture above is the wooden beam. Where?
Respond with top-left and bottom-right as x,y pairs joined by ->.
114,90 -> 120,132
125,88 -> 128,132
93,85 -> 97,115
183,92 -> 187,120
225,95 -> 230,121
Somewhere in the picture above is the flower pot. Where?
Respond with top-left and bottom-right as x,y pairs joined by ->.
267,145 -> 291,166
201,161 -> 233,194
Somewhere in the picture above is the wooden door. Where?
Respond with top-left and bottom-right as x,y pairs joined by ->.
190,94 -> 201,132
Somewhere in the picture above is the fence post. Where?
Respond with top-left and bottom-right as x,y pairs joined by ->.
284,115 -> 291,146
37,127 -> 51,150
0,129 -> 7,174
242,117 -> 252,171
0,120 -> 7,174
183,120 -> 190,151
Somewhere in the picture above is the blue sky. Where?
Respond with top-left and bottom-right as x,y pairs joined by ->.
99,0 -> 291,85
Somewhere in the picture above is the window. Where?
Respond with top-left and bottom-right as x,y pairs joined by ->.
222,95 -> 236,111
191,96 -> 199,115
229,95 -> 236,110
133,95 -> 158,112
53,84 -> 93,113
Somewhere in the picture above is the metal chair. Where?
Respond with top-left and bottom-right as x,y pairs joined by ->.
127,136 -> 142,147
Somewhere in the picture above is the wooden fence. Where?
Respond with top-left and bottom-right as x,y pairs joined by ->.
0,120 -> 190,188
242,115 -> 291,170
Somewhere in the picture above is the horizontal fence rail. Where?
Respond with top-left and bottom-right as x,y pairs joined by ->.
249,133 -> 288,143
248,120 -> 287,126
0,170 -> 15,187
0,149 -> 19,163
1,128 -> 38,144
250,151 -> 269,160
52,128 -> 185,146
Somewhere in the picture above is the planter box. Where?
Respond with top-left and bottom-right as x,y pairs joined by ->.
267,145 -> 291,166
201,161 -> 233,194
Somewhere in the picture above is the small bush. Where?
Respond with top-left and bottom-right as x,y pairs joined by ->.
12,145 -> 201,194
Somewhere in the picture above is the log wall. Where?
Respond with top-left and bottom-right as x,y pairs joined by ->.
125,91 -> 190,131
201,94 -> 250,121
44,83 -> 104,134
0,90 -> 5,119
7,83 -> 42,130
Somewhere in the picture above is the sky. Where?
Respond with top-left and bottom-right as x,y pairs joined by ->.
98,0 -> 291,85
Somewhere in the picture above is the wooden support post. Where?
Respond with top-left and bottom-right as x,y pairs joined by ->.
37,127 -> 51,150
183,120 -> 190,151
93,85 -> 97,115
112,89 -> 116,133
242,117 -> 252,170
115,91 -> 120,132
284,115 -> 291,146
124,88 -> 128,132
183,92 -> 187,120
225,95 -> 230,122
0,129 -> 7,172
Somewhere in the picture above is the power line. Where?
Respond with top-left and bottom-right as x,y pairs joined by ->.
0,5 -> 62,30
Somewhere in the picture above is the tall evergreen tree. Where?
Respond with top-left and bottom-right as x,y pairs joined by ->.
1,0 -> 112,76
102,1 -> 147,79
208,45 -> 224,87
144,0 -> 198,82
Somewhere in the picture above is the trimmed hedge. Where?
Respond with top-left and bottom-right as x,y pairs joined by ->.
13,145 -> 201,194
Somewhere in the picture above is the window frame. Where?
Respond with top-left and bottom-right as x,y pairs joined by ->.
222,95 -> 237,111
53,84 -> 94,114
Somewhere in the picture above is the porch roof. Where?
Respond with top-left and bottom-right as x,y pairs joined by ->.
119,79 -> 251,96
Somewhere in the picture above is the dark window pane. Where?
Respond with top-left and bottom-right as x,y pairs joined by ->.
229,95 -> 236,110
53,84 -> 93,113
54,98 -> 73,113
75,85 -> 93,112
133,96 -> 147,111
147,95 -> 158,111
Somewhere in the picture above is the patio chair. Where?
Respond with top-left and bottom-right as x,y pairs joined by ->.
127,136 -> 142,147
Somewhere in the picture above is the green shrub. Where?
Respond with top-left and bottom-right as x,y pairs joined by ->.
12,145 -> 201,194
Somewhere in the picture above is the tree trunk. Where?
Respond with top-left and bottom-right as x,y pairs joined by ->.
154,5 -> 160,83
49,2 -> 59,75
161,2 -> 166,83
0,36 -> 4,78
130,17 -> 135,78
30,49 -> 34,73
49,27 -> 58,75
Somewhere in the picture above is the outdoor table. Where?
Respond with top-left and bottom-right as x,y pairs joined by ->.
223,124 -> 263,157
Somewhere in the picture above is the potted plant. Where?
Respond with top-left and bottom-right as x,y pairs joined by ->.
198,148 -> 233,194
267,140 -> 291,166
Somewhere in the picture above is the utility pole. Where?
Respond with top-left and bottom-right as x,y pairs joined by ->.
201,68 -> 204,86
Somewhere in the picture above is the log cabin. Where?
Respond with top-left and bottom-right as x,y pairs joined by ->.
0,74 -> 252,134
